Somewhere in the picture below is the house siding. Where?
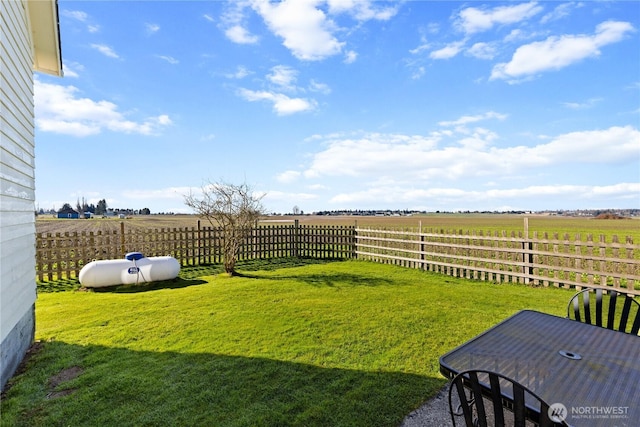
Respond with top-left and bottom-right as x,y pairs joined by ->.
0,0 -> 37,391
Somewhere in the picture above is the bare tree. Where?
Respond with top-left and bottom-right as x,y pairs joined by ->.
184,180 -> 265,275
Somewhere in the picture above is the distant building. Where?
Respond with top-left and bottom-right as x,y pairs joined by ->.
57,207 -> 79,219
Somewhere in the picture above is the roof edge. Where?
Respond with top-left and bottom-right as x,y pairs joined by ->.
26,0 -> 63,77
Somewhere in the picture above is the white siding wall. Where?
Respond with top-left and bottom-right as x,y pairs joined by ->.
1,0 -> 37,373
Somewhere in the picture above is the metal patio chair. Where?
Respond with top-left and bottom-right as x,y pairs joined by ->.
567,288 -> 640,335
449,369 -> 568,427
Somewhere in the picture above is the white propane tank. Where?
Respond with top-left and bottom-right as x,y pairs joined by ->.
79,252 -> 180,288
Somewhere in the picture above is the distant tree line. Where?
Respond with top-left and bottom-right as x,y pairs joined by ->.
36,198 -> 151,217
312,209 -> 424,216
306,209 -> 640,217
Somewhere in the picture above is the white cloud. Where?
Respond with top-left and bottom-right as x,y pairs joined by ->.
238,66 -> 329,113
302,132 -> 441,179
467,42 -> 497,60
504,29 -> 525,43
225,25 -> 260,44
62,9 -> 99,33
344,50 -> 358,63
327,0 -> 398,21
411,66 -> 426,80
156,55 -> 179,65
491,20 -> 635,81
251,0 -> 344,61
561,97 -> 602,110
62,10 -> 88,21
90,44 -> 120,59
299,126 -> 639,181
540,2 -> 583,24
588,183 -> 640,198
438,111 -> 508,127
410,42 -> 430,55
156,115 -> 172,126
220,2 -> 259,44
328,183 -> 639,209
237,88 -> 317,115
308,184 -> 328,191
430,41 -> 465,59
502,29 -> 552,44
146,23 -> 160,35
276,170 -> 301,183
62,61 -> 83,78
226,66 -> 251,79
456,2 -> 543,35
267,65 -> 298,90
531,126 -> 639,163
34,79 -> 172,137
220,0 -> 393,62
309,80 -> 331,94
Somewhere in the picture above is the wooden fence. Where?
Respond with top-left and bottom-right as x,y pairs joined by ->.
36,220 -> 640,295
35,221 -> 355,282
355,226 -> 640,295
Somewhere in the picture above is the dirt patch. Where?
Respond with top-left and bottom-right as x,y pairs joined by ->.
595,213 -> 629,220
46,365 -> 83,400
48,366 -> 83,389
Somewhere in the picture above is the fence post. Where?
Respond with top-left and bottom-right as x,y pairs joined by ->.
120,221 -> 126,257
197,220 -> 201,265
523,218 -> 533,284
418,221 -> 426,270
352,221 -> 358,260
293,219 -> 299,258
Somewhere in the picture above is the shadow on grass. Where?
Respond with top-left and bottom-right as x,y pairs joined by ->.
92,277 -> 209,294
37,278 -> 81,293
235,257 -> 345,272
236,271 -> 395,288
37,276 -> 209,295
1,340 -> 445,427
37,258 -> 345,294
232,257 -> 398,287
98,258 -> 344,293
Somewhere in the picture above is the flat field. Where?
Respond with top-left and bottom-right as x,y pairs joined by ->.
37,214 -> 640,243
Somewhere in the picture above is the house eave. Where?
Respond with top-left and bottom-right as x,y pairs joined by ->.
26,0 -> 63,77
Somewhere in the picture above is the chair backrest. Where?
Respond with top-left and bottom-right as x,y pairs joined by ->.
449,369 -> 568,427
567,288 -> 640,335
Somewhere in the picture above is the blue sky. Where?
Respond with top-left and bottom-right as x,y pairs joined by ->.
35,1 -> 639,214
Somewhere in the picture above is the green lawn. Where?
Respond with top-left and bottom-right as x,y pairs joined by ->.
2,259 -> 574,426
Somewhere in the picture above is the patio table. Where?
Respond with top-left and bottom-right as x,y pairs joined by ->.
439,310 -> 640,427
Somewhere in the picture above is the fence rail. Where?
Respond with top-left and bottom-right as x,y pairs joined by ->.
36,220 -> 640,295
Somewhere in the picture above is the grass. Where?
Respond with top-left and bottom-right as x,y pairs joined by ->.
3,259 -> 575,426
